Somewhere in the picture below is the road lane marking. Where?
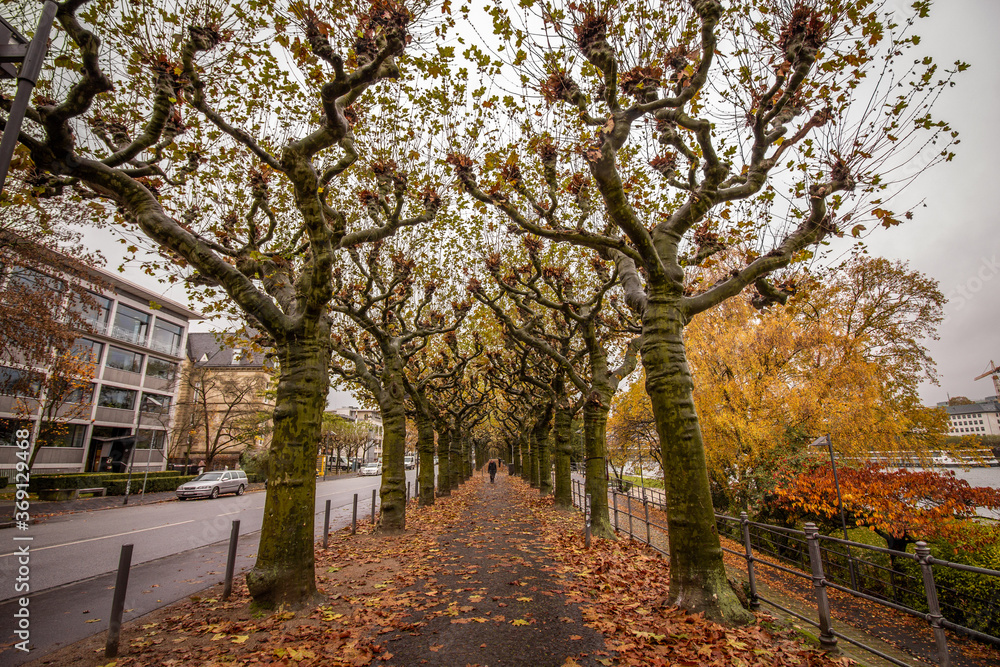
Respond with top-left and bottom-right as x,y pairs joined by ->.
0,520 -> 196,556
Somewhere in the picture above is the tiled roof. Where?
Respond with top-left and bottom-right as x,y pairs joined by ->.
186,332 -> 268,368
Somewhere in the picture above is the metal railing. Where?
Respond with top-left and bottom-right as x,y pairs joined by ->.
569,478 -> 1000,667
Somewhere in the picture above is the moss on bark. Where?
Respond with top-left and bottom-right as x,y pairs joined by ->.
246,337 -> 328,608
641,296 -> 753,625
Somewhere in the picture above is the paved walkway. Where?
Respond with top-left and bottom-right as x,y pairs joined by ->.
381,473 -> 607,666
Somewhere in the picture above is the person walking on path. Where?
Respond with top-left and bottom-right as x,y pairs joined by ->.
488,458 -> 498,483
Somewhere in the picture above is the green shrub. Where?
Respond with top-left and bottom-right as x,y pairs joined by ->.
29,471 -> 179,492
104,475 -> 196,495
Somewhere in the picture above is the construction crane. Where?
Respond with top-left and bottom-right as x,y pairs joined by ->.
974,360 -> 1000,397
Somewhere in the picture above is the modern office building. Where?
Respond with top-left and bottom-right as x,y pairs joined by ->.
0,257 -> 202,475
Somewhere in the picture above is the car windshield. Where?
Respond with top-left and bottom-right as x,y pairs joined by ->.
192,472 -> 224,481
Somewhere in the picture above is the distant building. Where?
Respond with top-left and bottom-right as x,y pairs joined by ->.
0,260 -> 202,475
328,406 -> 383,461
937,396 -> 1000,437
169,333 -> 273,470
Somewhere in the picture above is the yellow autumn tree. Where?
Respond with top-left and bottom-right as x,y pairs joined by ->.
610,254 -> 948,512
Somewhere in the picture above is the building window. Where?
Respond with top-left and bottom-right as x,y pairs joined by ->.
150,319 -> 183,356
110,304 -> 150,346
5,266 -> 64,294
106,346 -> 143,374
63,382 -> 94,405
0,366 -> 41,397
39,423 -> 88,448
68,291 -> 112,333
231,349 -> 243,364
72,338 -> 104,365
0,418 -> 34,447
145,357 -> 177,382
136,429 -> 166,450
140,392 -> 171,414
98,386 -> 137,410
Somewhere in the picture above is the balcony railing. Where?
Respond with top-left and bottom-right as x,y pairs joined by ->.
109,325 -> 147,346
148,338 -> 181,356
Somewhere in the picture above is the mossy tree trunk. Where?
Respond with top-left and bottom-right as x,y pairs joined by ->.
415,412 -> 436,506
246,334 -> 329,607
437,421 -> 451,496
448,419 -> 465,490
533,404 -> 553,496
376,354 -> 408,532
553,401 -> 574,507
641,295 -> 753,624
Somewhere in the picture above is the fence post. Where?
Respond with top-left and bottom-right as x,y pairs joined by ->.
223,520 -> 241,600
915,541 -> 951,667
612,490 -> 619,532
643,499 -> 651,545
626,493 -> 633,539
371,488 -> 377,526
740,512 -> 760,610
351,493 -> 358,535
585,493 -> 592,549
407,481 -> 411,504
105,543 -> 134,658
804,523 -> 838,651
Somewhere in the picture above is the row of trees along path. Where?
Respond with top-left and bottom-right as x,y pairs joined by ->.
9,0 -> 963,625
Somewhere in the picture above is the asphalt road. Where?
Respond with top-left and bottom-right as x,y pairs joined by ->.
0,471 -> 415,666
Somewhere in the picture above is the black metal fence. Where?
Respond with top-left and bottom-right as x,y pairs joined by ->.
570,478 -> 1000,667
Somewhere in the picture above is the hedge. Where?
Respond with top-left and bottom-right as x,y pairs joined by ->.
29,471 -> 180,492
105,475 -> 197,495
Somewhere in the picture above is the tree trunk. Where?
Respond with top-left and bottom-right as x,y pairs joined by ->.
534,412 -> 553,496
449,421 -> 462,490
437,424 -> 451,496
246,337 -> 328,608
583,400 -> 614,539
553,404 -> 573,507
641,295 -> 753,624
377,386 -> 407,532
416,413 -> 435,506
527,426 -> 539,488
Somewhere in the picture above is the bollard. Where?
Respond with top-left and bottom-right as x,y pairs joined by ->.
105,543 -> 134,658
323,499 -> 331,549
371,488 -> 377,526
223,520 -> 241,600
584,493 -> 592,549
804,523 -> 838,651
644,500 -> 651,546
740,512 -> 760,610
407,481 -> 411,504
352,493 -> 358,535
916,542 -> 951,667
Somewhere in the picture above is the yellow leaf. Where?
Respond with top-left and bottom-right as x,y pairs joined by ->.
231,635 -> 250,644
512,619 -> 529,626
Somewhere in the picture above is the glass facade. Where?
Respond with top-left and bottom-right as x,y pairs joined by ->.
39,422 -> 87,447
69,291 -> 112,333
0,366 -> 41,397
145,357 -> 177,382
105,346 -> 143,373
140,392 -> 171,414
150,319 -> 183,355
136,429 -> 166,450
0,418 -> 33,447
98,386 -> 137,410
111,304 -> 150,345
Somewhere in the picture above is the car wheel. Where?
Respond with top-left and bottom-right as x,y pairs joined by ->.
236,484 -> 245,496
210,486 -> 220,499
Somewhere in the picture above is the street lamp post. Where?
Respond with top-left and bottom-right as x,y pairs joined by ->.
811,434 -> 859,591
0,2 -> 58,193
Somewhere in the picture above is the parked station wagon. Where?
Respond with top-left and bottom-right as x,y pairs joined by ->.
176,470 -> 248,500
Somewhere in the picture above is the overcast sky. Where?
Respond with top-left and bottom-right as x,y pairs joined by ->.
70,0 -> 999,407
